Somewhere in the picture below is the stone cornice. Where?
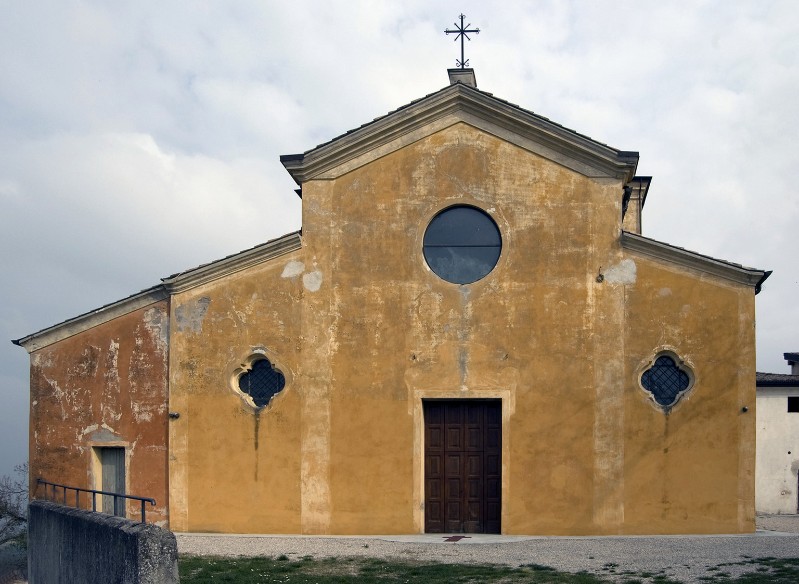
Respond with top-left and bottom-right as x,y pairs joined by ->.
621,231 -> 771,293
12,232 -> 302,353
161,232 -> 301,294
281,84 -> 639,184
12,287 -> 169,353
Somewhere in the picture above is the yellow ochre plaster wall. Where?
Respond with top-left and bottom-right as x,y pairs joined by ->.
168,253 -> 304,533
169,123 -> 757,535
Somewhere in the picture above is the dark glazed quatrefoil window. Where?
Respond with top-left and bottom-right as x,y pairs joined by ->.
238,359 -> 286,408
641,355 -> 692,410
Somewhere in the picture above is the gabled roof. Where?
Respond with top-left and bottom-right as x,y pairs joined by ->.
620,231 -> 771,293
281,81 -> 639,185
13,231 -> 302,352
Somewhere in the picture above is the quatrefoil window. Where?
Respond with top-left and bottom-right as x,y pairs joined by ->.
238,358 -> 285,408
640,353 -> 693,411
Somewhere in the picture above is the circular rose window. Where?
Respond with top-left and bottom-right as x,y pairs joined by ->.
423,205 -> 502,284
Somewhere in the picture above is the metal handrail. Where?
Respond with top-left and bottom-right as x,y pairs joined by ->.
37,478 -> 156,523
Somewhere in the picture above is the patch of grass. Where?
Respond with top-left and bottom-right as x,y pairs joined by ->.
520,562 -> 555,571
179,555 -> 612,583
640,557 -> 799,584
718,557 -> 799,583
179,555 -> 799,584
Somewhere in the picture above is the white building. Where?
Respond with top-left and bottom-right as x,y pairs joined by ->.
756,352 -> 799,514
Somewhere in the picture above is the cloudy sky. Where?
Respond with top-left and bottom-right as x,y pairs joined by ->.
1,1 -> 797,479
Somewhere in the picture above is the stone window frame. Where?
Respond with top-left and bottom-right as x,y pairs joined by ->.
637,349 -> 696,413
229,348 -> 290,411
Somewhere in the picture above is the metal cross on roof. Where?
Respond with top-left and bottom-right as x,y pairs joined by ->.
445,13 -> 480,69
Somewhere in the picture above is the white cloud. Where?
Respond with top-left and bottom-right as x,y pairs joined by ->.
1,0 -> 798,476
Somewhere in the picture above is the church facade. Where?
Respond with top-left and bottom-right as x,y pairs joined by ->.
15,70 -> 770,535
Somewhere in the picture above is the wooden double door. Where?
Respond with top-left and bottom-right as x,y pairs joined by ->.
424,400 -> 501,533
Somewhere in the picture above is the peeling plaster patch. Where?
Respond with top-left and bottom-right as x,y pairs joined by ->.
81,424 -> 99,436
175,296 -> 211,333
658,287 -> 672,297
102,341 -> 120,426
603,259 -> 637,285
32,352 -> 54,368
132,402 -> 153,423
303,270 -> 323,292
107,340 -> 119,371
70,346 -> 100,378
282,260 -> 305,278
143,307 -> 168,355
44,375 -> 66,419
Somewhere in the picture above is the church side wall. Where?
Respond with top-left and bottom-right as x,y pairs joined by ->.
622,256 -> 757,533
168,249 -> 303,533
29,301 -> 170,525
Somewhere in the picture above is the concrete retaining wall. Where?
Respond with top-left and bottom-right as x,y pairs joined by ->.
28,500 -> 178,584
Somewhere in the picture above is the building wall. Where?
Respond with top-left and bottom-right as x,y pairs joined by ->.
756,388 -> 799,514
167,250 -> 304,533
622,258 -> 757,533
29,301 -> 169,525
167,122 -> 757,534
309,123 -> 626,535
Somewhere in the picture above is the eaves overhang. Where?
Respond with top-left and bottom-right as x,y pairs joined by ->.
756,372 -> 799,388
12,231 -> 302,353
161,231 -> 301,294
12,286 -> 169,353
281,83 -> 639,185
621,231 -> 771,294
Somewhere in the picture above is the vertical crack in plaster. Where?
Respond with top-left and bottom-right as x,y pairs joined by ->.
458,286 -> 472,390
254,410 -> 260,482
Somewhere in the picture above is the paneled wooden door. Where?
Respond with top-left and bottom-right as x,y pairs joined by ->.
424,400 -> 501,533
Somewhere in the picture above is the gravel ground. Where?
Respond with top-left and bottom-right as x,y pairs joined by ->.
4,516 -> 798,583
177,516 -> 799,583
